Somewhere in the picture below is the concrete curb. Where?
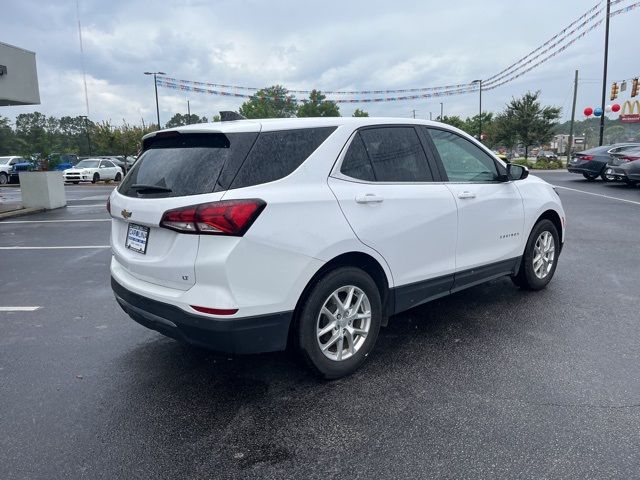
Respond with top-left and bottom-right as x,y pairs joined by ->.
0,207 -> 46,220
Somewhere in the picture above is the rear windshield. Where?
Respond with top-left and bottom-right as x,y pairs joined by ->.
118,127 -> 336,198
119,133 -> 258,198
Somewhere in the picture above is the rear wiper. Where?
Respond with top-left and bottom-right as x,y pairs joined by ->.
130,184 -> 172,193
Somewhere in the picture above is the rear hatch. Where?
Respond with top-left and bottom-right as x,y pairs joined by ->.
110,127 -> 260,290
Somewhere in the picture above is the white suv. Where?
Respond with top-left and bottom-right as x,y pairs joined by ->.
109,118 -> 565,378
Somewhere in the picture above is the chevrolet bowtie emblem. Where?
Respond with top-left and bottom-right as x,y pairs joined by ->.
121,209 -> 132,219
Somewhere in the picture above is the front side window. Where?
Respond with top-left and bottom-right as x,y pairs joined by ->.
427,128 -> 500,182
354,127 -> 432,182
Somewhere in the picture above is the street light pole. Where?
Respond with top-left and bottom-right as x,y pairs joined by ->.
80,115 -> 92,156
598,0 -> 611,146
472,79 -> 483,141
144,71 -> 166,129
440,102 -> 443,121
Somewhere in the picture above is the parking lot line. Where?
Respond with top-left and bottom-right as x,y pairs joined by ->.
0,245 -> 110,250
0,219 -> 110,224
67,204 -> 106,208
0,306 -> 41,312
553,185 -> 640,206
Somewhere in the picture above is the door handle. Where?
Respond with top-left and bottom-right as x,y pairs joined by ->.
457,191 -> 476,199
355,194 -> 384,204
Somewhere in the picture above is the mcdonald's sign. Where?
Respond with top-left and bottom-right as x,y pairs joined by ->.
620,100 -> 640,123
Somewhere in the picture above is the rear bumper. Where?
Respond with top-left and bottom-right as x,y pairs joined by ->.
567,164 -> 603,175
112,277 -> 293,354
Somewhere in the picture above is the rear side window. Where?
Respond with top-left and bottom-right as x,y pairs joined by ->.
119,133 -> 258,198
357,127 -> 433,182
230,127 -> 336,189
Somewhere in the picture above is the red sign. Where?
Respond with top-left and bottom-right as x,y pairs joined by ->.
621,114 -> 640,123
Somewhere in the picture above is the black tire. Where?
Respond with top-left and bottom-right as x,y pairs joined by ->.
72,181 -> 80,184
0,172 -> 7,185
600,169 -> 610,181
512,219 -> 560,291
296,267 -> 382,379
115,172 -> 122,182
92,173 -> 100,184
624,179 -> 637,186
582,173 -> 597,181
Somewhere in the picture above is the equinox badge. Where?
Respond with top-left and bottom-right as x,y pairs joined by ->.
121,209 -> 132,219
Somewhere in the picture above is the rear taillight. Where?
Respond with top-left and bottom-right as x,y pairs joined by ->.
620,156 -> 640,162
160,199 -> 266,236
106,198 -> 111,215
578,155 -> 594,161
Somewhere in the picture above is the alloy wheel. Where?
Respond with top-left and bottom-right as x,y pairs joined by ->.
533,231 -> 555,279
316,285 -> 371,362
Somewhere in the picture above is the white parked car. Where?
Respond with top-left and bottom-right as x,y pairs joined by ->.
109,118 -> 566,378
64,158 -> 123,184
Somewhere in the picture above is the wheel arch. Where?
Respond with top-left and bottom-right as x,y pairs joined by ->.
290,251 -> 392,346
535,209 -> 563,251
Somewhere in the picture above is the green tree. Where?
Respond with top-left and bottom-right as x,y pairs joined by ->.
352,108 -> 369,117
239,85 -> 297,119
604,125 -> 627,144
464,112 -> 494,140
165,113 -> 208,128
14,112 -> 49,156
504,91 -> 561,158
296,90 -> 340,117
488,112 -> 517,149
0,116 -> 17,155
440,115 -> 466,130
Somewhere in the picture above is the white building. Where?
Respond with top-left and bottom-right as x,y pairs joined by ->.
0,41 -> 40,106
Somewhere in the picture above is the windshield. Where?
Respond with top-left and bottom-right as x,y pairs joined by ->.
75,160 -> 100,168
0,157 -> 12,165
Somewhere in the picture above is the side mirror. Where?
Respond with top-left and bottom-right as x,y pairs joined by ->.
507,163 -> 529,181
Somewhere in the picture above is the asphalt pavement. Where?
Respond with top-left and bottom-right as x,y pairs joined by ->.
1,176 -> 639,479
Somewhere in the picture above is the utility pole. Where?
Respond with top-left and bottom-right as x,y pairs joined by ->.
567,70 -> 579,163
599,0 -> 611,146
411,109 -> 418,119
429,112 -> 433,121
187,100 -> 191,124
472,79 -> 483,141
144,71 -> 166,129
80,115 -> 92,156
440,102 -> 443,121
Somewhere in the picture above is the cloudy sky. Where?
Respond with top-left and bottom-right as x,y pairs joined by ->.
2,0 -> 638,125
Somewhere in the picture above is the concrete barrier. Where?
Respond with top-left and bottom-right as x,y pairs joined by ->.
19,171 -> 66,209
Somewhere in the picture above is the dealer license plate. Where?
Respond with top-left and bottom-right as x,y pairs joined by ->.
125,223 -> 150,254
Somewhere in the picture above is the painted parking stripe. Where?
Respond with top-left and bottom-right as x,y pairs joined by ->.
0,219 -> 110,224
67,204 -> 105,208
0,306 -> 41,312
553,185 -> 640,206
0,245 -> 110,250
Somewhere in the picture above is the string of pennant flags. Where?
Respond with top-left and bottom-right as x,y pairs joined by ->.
156,79 -> 480,103
483,1 -> 602,84
156,0 -> 640,104
156,76 -> 476,96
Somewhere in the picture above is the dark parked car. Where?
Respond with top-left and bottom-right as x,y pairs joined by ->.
567,143 -> 639,181
537,150 -> 558,161
605,146 -> 640,185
